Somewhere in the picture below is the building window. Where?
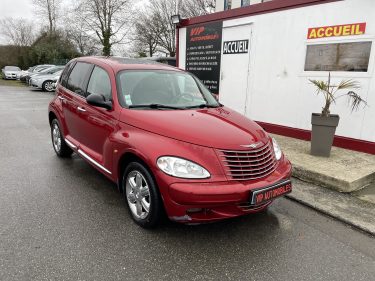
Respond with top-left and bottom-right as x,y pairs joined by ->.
224,0 -> 232,10
241,0 -> 250,7
304,42 -> 372,72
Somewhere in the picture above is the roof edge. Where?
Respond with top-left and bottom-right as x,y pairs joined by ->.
179,0 -> 342,27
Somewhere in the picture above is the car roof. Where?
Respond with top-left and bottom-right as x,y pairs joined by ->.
74,56 -> 182,73
145,57 -> 176,61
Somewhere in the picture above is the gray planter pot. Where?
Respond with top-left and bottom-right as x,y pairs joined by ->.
311,113 -> 340,157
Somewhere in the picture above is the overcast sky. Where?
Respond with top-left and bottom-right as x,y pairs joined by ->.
0,0 -> 34,20
0,0 -> 149,20
0,0 -> 149,45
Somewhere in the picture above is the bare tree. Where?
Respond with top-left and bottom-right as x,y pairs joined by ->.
132,0 -> 215,58
65,11 -> 100,56
33,0 -> 60,33
77,0 -> 133,56
147,0 -> 177,57
180,0 -> 216,17
0,18 -> 35,46
132,13 -> 160,57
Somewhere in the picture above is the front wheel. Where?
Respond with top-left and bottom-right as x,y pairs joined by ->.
123,162 -> 163,228
51,119 -> 73,157
42,80 -> 55,92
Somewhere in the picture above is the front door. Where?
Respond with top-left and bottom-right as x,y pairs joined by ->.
78,65 -> 117,171
219,23 -> 252,115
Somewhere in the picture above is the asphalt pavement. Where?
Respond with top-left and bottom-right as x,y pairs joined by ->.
0,86 -> 374,281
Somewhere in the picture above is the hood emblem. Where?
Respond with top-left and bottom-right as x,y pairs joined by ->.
240,142 -> 262,149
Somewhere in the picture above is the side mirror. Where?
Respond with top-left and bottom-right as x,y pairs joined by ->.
86,93 -> 112,110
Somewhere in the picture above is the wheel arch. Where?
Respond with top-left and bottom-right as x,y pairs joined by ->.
48,111 -> 57,126
117,152 -> 152,193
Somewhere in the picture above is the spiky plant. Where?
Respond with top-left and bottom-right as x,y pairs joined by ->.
309,73 -> 367,117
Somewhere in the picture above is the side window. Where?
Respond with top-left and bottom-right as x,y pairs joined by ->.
304,42 -> 372,72
87,66 -> 112,101
60,62 -> 75,87
66,62 -> 93,96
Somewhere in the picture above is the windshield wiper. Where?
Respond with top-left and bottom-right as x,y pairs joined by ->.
183,104 -> 220,109
128,104 -> 182,110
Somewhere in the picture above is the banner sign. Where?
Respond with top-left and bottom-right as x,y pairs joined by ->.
307,23 -> 366,39
223,40 -> 249,54
186,21 -> 223,94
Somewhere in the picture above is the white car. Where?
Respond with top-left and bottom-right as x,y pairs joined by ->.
29,70 -> 63,92
2,66 -> 22,80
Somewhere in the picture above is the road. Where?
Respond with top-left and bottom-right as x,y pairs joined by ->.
0,86 -> 374,281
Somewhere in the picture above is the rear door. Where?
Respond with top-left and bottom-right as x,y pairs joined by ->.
60,62 -> 93,147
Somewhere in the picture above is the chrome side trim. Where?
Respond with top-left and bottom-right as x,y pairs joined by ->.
64,138 -> 77,149
78,149 -> 112,175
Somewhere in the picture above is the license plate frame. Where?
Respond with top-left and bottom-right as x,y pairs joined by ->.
250,180 -> 292,206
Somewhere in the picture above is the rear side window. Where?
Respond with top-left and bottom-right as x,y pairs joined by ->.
87,66 -> 112,101
66,62 -> 93,96
60,61 -> 75,87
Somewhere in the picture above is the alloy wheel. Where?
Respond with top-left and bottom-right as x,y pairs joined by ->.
125,170 -> 151,219
45,81 -> 54,92
52,123 -> 62,152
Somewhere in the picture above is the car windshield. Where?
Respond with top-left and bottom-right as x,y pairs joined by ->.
117,70 -> 219,109
5,66 -> 21,71
35,65 -> 54,72
38,66 -> 61,75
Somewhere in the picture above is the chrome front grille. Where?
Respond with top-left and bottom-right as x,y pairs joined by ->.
218,142 -> 277,181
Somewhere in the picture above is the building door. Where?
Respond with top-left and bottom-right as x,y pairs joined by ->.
219,23 -> 252,115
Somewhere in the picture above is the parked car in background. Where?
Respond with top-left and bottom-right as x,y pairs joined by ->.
30,70 -> 63,92
48,56 -> 292,228
2,66 -> 22,80
25,64 -> 55,84
18,66 -> 37,81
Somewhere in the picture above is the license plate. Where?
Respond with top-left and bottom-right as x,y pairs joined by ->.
250,180 -> 292,206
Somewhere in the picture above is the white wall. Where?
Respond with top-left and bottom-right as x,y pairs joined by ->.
216,0 -> 225,12
179,0 -> 375,142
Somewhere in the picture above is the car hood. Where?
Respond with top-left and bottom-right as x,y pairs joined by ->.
119,106 -> 270,150
4,71 -> 20,74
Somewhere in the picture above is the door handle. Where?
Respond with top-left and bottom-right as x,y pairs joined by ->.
77,106 -> 86,112
58,96 -> 65,101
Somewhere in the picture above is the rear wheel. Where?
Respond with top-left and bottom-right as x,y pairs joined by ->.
123,162 -> 163,228
42,80 -> 55,92
51,119 -> 73,157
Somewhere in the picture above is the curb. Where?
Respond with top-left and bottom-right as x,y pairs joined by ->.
287,178 -> 375,236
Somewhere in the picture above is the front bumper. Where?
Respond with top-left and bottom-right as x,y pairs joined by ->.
30,79 -> 43,89
162,157 -> 292,223
4,74 -> 17,79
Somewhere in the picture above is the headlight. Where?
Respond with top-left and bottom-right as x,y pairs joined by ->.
272,138 -> 282,160
157,156 -> 210,179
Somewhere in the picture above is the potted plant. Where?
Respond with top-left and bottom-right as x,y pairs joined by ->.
309,73 -> 367,157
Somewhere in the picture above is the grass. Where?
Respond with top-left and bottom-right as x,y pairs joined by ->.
0,77 -> 27,87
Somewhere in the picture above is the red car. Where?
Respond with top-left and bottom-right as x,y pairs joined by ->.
48,57 -> 292,228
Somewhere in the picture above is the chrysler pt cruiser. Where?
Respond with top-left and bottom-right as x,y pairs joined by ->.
48,57 -> 292,228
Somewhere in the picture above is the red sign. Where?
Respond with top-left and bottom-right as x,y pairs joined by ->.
307,23 -> 366,39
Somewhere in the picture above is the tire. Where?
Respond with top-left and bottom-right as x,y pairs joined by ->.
51,119 -> 73,157
122,162 -> 163,228
42,80 -> 55,92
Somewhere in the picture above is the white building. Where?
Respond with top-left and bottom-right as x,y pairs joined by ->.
176,0 -> 375,154
216,0 -> 270,12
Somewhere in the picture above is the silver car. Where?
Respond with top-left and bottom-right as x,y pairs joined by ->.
30,70 -> 63,92
2,66 -> 22,80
